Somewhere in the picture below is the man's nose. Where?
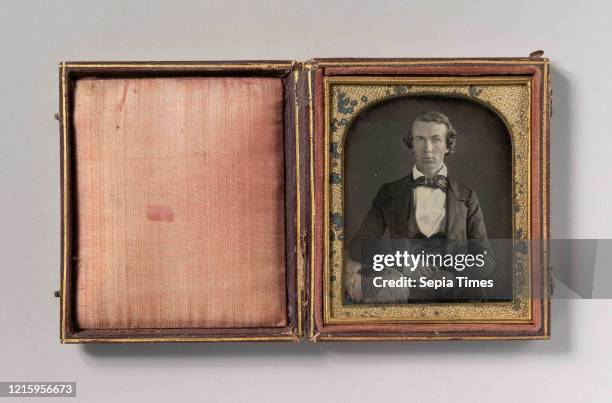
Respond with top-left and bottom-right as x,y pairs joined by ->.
423,140 -> 433,152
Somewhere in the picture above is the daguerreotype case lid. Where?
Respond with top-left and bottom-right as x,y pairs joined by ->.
59,54 -> 550,343
59,61 -> 307,343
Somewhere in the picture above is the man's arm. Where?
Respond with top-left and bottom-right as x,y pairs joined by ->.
465,189 -> 495,277
348,185 -> 388,264
465,188 -> 488,240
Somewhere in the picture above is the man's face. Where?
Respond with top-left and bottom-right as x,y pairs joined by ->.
411,120 -> 449,175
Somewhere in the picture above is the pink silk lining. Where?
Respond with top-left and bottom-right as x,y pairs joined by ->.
73,77 -> 287,329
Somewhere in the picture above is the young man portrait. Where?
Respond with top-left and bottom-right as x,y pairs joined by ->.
346,111 -> 495,303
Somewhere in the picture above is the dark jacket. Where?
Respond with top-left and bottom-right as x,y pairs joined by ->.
348,174 -> 494,276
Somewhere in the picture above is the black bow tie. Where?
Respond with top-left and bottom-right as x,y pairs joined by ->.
413,175 -> 448,192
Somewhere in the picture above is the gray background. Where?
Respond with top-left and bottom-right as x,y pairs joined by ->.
1,1 -> 611,402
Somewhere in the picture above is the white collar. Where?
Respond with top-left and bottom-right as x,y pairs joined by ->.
412,163 -> 448,179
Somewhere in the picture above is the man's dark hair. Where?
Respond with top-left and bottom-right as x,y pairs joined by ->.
403,111 -> 457,155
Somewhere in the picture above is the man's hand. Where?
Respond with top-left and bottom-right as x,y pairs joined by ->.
344,258 -> 363,302
411,262 -> 434,280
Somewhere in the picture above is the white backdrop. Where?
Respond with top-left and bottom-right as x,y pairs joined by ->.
1,1 -> 610,402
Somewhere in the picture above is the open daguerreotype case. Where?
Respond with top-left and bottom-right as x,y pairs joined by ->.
59,54 -> 550,343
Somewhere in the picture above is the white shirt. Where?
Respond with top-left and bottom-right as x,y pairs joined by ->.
413,164 -> 447,238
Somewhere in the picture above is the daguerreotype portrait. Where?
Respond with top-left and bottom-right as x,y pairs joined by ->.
345,107 -> 503,304
310,58 -> 550,341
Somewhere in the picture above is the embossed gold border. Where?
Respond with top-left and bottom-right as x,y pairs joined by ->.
314,59 -> 549,67
323,76 -> 533,324
62,62 -> 294,69
62,335 -> 300,344
60,62 -> 68,342
306,65 -> 317,341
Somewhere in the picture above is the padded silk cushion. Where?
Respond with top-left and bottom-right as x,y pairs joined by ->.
73,77 -> 287,329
